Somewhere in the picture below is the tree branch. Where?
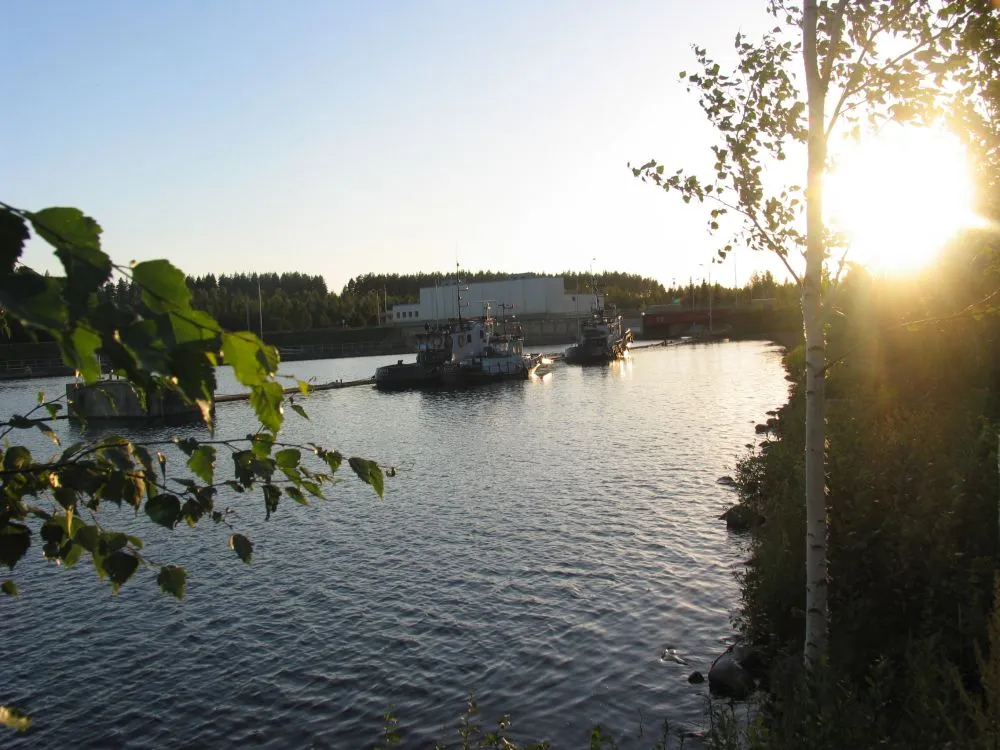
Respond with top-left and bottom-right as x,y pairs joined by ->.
822,286 -> 1000,375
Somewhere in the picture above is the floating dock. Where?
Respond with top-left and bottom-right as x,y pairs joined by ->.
214,377 -> 374,404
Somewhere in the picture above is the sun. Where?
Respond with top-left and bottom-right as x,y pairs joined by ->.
825,126 -> 979,274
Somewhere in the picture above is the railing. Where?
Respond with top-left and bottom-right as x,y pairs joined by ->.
0,358 -> 75,380
277,341 -> 406,361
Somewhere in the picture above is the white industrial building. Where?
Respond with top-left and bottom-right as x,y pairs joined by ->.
388,276 -> 604,324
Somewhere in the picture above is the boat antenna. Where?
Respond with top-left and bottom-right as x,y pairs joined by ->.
455,260 -> 466,323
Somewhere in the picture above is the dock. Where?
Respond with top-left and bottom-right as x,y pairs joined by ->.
64,343 -> 689,421
215,377 -> 375,404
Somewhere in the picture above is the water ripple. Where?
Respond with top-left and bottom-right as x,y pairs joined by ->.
2,341 -> 788,748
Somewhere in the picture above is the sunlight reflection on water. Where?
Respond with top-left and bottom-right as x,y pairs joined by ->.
2,340 -> 787,748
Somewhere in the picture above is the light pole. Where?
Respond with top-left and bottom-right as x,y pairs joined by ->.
733,251 -> 739,307
699,263 -> 713,334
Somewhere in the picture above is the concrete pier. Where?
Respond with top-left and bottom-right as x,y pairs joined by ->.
66,380 -> 207,423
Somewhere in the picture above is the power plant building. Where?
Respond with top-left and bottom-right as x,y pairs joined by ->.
389,277 -> 603,324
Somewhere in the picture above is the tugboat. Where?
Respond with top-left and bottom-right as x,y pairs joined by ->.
564,290 -> 633,365
439,305 -> 542,387
374,325 -> 451,391
375,304 -> 541,390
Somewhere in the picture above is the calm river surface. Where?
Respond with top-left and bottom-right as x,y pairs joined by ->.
3,340 -> 788,748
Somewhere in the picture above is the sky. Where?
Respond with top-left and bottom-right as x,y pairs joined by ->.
3,0 -> 794,295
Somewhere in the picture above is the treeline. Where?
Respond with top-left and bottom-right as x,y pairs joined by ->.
341,270 -> 676,309
342,269 -> 798,313
93,272 -> 377,334
0,268 -> 799,343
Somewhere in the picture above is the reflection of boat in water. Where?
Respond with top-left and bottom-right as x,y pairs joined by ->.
564,290 -> 633,365
375,304 -> 541,391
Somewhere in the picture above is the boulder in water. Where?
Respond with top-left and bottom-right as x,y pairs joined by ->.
708,645 -> 767,699
718,504 -> 764,531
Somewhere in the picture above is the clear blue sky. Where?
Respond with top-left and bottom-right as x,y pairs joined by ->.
4,0 -> 791,294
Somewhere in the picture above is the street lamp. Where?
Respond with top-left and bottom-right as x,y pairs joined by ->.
699,263 -> 713,334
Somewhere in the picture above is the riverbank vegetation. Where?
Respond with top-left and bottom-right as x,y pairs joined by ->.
630,0 -> 1000,745
723,236 -> 1000,747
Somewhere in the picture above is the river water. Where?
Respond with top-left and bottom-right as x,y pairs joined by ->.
2,340 -> 788,748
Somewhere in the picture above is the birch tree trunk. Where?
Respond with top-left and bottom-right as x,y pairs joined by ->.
802,0 -> 829,666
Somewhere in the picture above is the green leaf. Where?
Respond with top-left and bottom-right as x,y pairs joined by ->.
63,541 -> 83,568
321,449 -> 343,474
232,450 -> 255,485
98,444 -> 133,471
250,381 -> 284,434
56,243 -> 112,317
100,531 -> 129,554
0,523 -> 31,568
275,448 -> 301,469
290,403 -> 309,420
187,445 -> 216,484
263,483 -> 281,519
0,705 -> 32,732
156,565 -> 187,600
104,550 -> 140,592
2,580 -> 18,597
74,524 -> 101,552
29,207 -> 102,251
131,259 -> 191,314
167,346 -> 217,429
250,433 -> 274,459
285,486 -> 308,505
145,494 -> 182,529
174,437 -> 199,456
168,308 -> 221,344
0,208 -> 29,274
348,457 -> 384,498
301,480 -> 324,498
6,414 -> 32,429
91,545 -> 105,580
0,271 -> 67,332
222,331 -> 278,387
229,533 -> 253,563
40,520 -> 65,544
36,420 -> 60,445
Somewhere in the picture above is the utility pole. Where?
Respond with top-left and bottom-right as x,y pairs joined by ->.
257,276 -> 263,338
734,254 -> 739,307
708,266 -> 713,334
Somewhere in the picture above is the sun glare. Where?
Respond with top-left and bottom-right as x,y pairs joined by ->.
825,126 -> 979,274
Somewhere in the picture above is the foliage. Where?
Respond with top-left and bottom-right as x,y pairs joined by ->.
630,0 -> 1000,667
631,0 -> 999,275
370,692 -> 698,750
727,247 -> 1000,745
342,270 -> 677,312
956,576 -> 1000,750
0,201 -> 385,730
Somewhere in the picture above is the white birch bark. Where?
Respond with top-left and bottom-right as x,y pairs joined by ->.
802,0 -> 829,667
